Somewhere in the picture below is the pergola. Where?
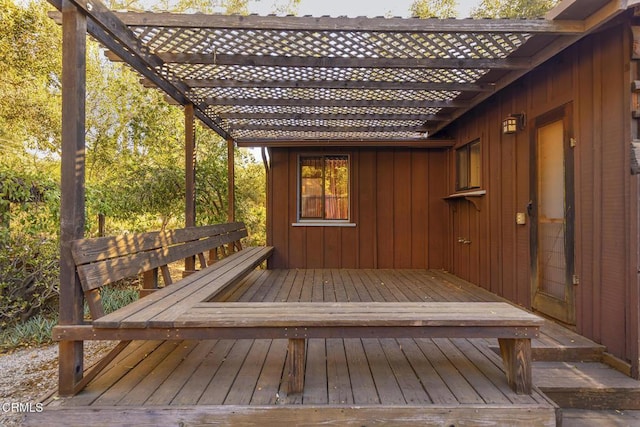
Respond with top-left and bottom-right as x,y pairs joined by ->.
47,0 -> 629,395
50,0 -> 617,145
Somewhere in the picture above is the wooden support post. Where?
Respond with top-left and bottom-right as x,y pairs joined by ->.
97,213 -> 105,237
185,103 -> 196,272
140,269 -> 159,297
498,338 -> 532,395
59,0 -> 86,396
208,247 -> 219,265
287,338 -> 306,394
227,137 -> 235,222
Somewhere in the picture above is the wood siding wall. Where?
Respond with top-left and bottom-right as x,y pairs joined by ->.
267,147 -> 449,270
448,20 -> 639,374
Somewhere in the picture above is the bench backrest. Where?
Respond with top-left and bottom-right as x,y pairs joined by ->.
71,222 -> 248,319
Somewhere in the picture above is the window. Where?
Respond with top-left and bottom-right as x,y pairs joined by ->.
299,155 -> 349,221
456,140 -> 481,191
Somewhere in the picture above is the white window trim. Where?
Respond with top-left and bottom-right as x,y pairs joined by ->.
292,221 -> 356,227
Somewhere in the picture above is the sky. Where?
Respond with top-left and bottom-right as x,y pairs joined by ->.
248,0 -> 482,18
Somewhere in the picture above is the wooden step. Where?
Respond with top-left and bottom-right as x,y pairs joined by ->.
561,409 -> 640,426
25,404 -> 560,427
489,319 -> 605,362
535,362 -> 640,410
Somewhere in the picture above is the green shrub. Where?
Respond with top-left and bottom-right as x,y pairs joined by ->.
0,313 -> 58,351
0,282 -> 139,351
85,284 -> 139,318
0,234 -> 59,327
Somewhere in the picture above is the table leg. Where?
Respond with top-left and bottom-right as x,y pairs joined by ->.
498,338 -> 532,394
287,338 -> 306,394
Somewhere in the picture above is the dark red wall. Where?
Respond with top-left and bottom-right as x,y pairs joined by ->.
267,147 -> 449,269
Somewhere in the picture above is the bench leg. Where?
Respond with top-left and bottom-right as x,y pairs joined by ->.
498,338 -> 532,395
287,338 -> 306,394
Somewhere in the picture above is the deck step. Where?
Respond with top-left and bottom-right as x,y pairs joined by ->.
561,409 -> 640,426
535,362 -> 640,410
489,319 -> 605,362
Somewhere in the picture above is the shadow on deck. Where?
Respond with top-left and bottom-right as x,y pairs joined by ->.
29,269 -> 619,426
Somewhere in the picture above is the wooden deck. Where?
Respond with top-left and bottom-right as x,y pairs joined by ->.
32,270 -> 567,426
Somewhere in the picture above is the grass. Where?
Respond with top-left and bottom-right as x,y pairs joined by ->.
0,285 -> 139,352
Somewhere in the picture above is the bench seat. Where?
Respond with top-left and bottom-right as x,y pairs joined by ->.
93,246 -> 274,329
83,300 -> 541,395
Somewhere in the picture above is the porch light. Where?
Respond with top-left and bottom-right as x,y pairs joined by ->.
502,113 -> 525,134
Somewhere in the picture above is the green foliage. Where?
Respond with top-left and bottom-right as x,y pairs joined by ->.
84,285 -> 139,318
410,0 -> 458,18
100,286 -> 139,315
471,0 -> 559,18
0,313 -> 58,350
272,0 -> 301,15
0,0 -> 62,153
0,162 -> 60,328
0,285 -> 138,350
0,0 -> 269,340
0,233 -> 59,327
234,150 -> 267,246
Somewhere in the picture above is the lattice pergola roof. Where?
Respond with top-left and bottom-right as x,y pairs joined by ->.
50,0 -> 624,146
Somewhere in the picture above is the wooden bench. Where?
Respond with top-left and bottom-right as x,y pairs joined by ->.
69,221 -> 273,323
55,299 -> 542,395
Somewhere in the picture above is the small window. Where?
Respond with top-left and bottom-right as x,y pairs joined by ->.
299,155 -> 349,220
456,140 -> 481,191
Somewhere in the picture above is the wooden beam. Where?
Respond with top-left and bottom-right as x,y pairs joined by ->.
58,0 -> 86,397
234,124 -> 427,133
181,78 -> 495,92
47,0 -> 232,141
23,405 -> 559,426
235,139 -> 456,148
222,112 -> 449,121
227,138 -> 235,222
110,11 -> 585,34
156,52 -> 532,70
185,103 -> 196,272
207,98 -> 466,108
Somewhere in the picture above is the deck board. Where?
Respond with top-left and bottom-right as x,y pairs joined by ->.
37,269 -> 567,426
145,340 -> 218,405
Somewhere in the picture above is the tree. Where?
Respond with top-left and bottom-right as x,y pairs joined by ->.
0,0 -> 62,153
273,0 -> 302,15
471,0 -> 559,18
410,0 -> 458,18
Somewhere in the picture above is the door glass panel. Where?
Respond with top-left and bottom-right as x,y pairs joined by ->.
537,120 -> 566,299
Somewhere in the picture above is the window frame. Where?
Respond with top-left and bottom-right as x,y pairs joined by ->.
455,139 -> 481,192
296,153 -> 352,225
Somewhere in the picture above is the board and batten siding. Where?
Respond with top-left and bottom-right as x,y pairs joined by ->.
267,147 -> 449,270
448,20 -> 639,376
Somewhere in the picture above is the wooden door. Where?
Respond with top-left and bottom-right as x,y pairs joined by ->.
531,105 -> 575,324
453,199 -> 480,283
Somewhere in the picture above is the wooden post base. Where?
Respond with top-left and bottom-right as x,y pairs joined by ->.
287,338 -> 306,394
498,338 -> 532,394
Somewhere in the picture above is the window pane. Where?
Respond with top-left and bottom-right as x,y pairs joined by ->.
469,141 -> 481,188
456,147 -> 469,190
456,140 -> 481,190
300,157 -> 322,218
324,156 -> 349,220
